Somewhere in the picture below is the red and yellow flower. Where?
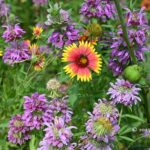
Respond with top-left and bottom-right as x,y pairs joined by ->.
62,41 -> 102,82
33,26 -> 43,39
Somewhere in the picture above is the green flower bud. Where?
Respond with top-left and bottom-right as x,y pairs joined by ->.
123,65 -> 142,83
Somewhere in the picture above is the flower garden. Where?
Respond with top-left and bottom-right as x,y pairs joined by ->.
0,0 -> 150,149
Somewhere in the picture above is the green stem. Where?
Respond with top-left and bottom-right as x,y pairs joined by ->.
114,0 -> 137,64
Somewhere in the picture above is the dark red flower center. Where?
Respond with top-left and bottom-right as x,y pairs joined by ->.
76,55 -> 89,68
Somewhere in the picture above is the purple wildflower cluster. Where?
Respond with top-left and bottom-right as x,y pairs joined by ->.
44,97 -> 73,124
48,25 -> 79,49
8,115 -> 30,145
38,117 -> 76,150
79,99 -> 119,149
80,0 -> 115,22
109,8 -> 149,76
32,0 -> 48,6
7,93 -> 75,148
3,41 -> 31,65
2,24 -> 25,42
107,79 -> 141,106
0,0 -> 9,18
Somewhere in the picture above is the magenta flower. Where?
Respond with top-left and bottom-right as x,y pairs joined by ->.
3,41 -> 31,65
2,24 -> 25,42
0,0 -> 9,17
8,115 -> 30,145
107,79 -> 141,106
43,97 -> 73,124
38,117 -> 76,149
22,92 -> 49,130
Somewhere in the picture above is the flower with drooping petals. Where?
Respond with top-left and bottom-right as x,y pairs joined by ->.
33,26 -> 43,39
38,117 -> 76,149
8,114 -> 30,145
0,0 -> 9,17
3,41 -> 31,65
43,97 -> 73,124
62,41 -> 102,82
2,24 -> 25,42
22,92 -> 48,130
107,79 -> 141,106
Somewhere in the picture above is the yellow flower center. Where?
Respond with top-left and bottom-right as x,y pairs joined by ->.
77,55 -> 88,67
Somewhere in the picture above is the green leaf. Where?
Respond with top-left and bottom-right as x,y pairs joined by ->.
119,136 -> 134,142
29,135 -> 36,150
121,114 -> 145,122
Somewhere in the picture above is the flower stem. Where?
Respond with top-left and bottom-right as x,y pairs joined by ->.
114,0 -> 137,64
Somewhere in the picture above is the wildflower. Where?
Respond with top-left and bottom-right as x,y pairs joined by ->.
45,3 -> 70,26
48,25 -> 79,49
2,24 -> 25,42
86,114 -> 119,143
38,117 -> 76,149
8,115 -> 30,145
43,97 -> 73,124
126,8 -> 147,26
29,44 -> 40,56
33,26 -> 43,39
62,41 -> 102,82
0,0 -> 9,17
32,0 -> 47,6
93,99 -> 119,123
46,78 -> 61,91
107,79 -> 141,106
34,56 -> 45,71
79,135 -> 112,150
141,0 -> 150,11
0,50 -> 3,56
80,0 -> 115,22
22,92 -> 48,130
3,41 -> 31,65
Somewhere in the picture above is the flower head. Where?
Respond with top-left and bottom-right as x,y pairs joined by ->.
38,117 -> 76,149
3,41 -> 31,65
46,78 -> 61,91
8,115 -> 30,145
23,92 -> 48,130
141,0 -> 150,11
33,26 -> 43,39
0,50 -> 3,56
107,79 -> 141,106
62,41 -> 102,82
2,24 -> 25,42
44,97 -> 73,124
86,114 -> 119,143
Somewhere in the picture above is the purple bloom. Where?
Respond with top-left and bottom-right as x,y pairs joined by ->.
3,41 -> 31,65
126,8 -> 147,26
80,0 -> 115,22
48,25 -> 79,49
23,92 -> 48,130
8,115 -> 30,145
92,99 -> 119,123
0,0 -> 9,17
107,79 -> 141,106
32,0 -> 47,5
43,97 -> 73,124
38,117 -> 76,149
2,24 -> 25,42
79,135 -> 112,150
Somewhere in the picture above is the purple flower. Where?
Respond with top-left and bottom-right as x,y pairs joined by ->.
126,8 -> 147,26
86,114 -> 119,143
43,97 -> 73,124
38,117 -> 76,149
2,24 -> 25,42
22,92 -> 48,130
32,0 -> 47,5
48,25 -> 79,49
80,0 -> 115,22
8,115 -> 30,145
107,79 -> 141,106
3,41 -> 31,65
79,135 -> 112,150
0,0 -> 9,17
92,99 -> 119,123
